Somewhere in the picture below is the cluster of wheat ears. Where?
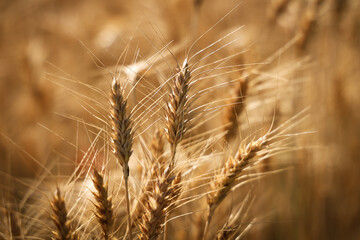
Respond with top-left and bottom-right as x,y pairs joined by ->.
1,0 -> 359,239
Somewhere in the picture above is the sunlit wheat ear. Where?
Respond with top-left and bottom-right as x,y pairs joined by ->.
203,135 -> 268,240
138,171 -> 182,240
110,77 -> 134,240
165,59 -> 191,166
222,75 -> 249,142
51,188 -> 79,240
110,78 -> 134,178
92,169 -> 114,240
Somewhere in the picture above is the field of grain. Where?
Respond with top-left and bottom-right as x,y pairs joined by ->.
1,0 -> 359,239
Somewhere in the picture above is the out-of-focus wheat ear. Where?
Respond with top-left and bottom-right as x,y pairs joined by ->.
296,0 -> 324,51
194,0 -> 204,10
164,60 -> 191,167
110,78 -> 134,240
51,188 -> 78,240
138,172 -> 182,240
150,128 -> 166,167
6,208 -> 24,240
333,0 -> 348,22
222,76 -> 249,142
92,169 -> 114,240
131,128 -> 166,228
268,0 -> 290,22
202,136 -> 267,240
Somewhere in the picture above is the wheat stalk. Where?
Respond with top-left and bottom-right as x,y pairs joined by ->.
92,169 -> 114,240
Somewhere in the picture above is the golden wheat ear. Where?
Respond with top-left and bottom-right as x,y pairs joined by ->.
110,78 -> 135,240
138,172 -> 182,240
51,188 -> 78,240
203,135 -> 267,240
222,75 -> 249,142
165,60 -> 191,166
92,169 -> 114,240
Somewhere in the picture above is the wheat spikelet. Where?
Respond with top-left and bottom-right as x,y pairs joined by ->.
138,171 -> 182,240
51,188 -> 78,240
222,76 -> 249,142
92,169 -> 114,240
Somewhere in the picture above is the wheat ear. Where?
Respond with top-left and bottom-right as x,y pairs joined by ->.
202,136 -> 267,240
92,169 -> 114,240
51,188 -> 78,240
138,171 -> 182,240
110,79 -> 134,240
222,76 -> 249,142
164,60 -> 191,168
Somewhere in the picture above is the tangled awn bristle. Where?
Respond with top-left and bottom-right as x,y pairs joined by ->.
222,76 -> 249,142
165,60 -> 191,166
92,169 -> 114,240
138,171 -> 182,240
203,135 -> 267,239
51,188 -> 78,240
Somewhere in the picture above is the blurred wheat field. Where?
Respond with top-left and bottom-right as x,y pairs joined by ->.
1,0 -> 359,239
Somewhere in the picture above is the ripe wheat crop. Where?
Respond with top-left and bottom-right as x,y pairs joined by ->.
1,0 -> 360,239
